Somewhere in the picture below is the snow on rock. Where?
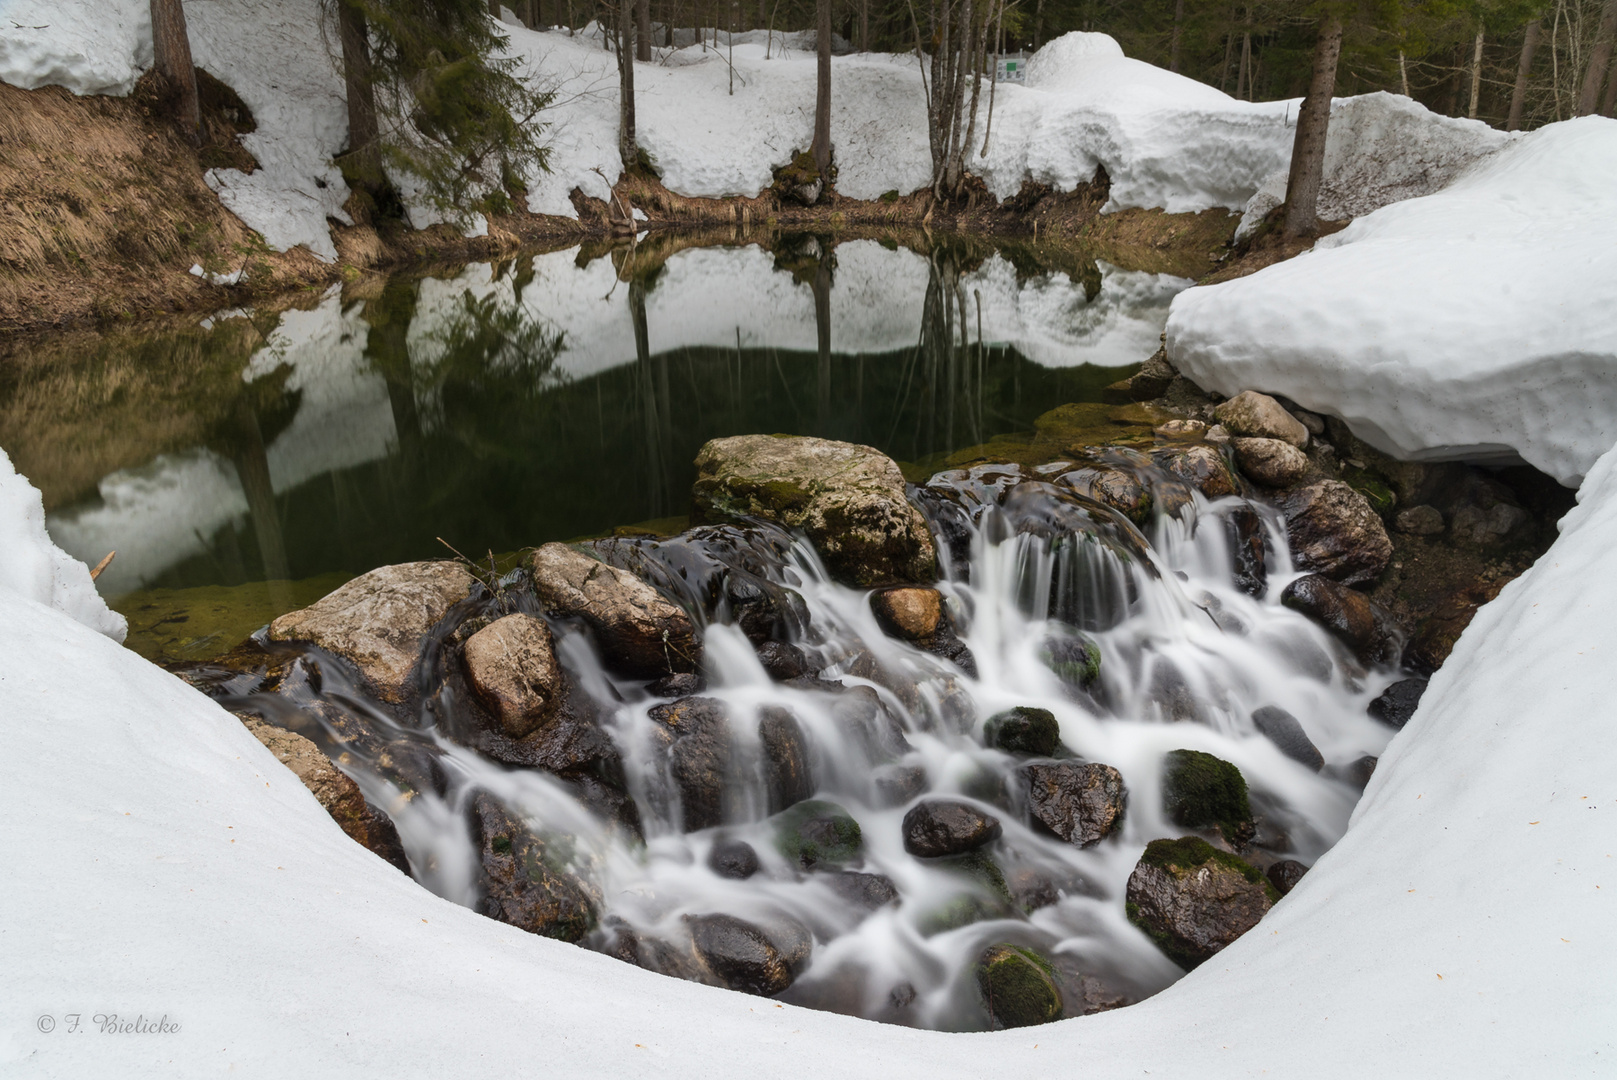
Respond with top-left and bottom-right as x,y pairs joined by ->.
4,437 -> 1616,1077
1168,117 -> 1617,486
0,0 -> 150,96
0,449 -> 126,641
1236,92 -> 1516,240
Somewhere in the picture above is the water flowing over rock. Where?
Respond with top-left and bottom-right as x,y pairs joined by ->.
1126,837 -> 1276,969
976,943 -> 1065,1028
707,838 -> 761,879
1250,706 -> 1324,772
531,543 -> 700,678
1226,504 -> 1269,597
461,613 -> 561,739
758,706 -> 814,814
267,561 -> 475,702
1214,391 -> 1309,448
1231,437 -> 1310,487
648,696 -> 731,831
985,706 -> 1061,757
687,913 -> 810,996
692,434 -> 936,586
1152,444 -> 1239,499
471,793 -> 597,942
1021,761 -> 1128,846
902,799 -> 1003,858
1162,749 -> 1254,846
1281,573 -> 1400,666
1275,480 -> 1393,586
773,800 -> 863,868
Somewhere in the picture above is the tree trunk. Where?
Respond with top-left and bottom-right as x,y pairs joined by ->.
1508,19 -> 1540,130
618,0 -> 638,170
1469,27 -> 1485,118
149,0 -> 200,143
636,0 -> 652,60
1399,49 -> 1410,96
1033,0 -> 1044,51
1283,15 -> 1342,239
860,0 -> 868,53
338,0 -> 382,192
1237,30 -> 1251,100
812,0 -> 832,182
1576,0 -> 1617,115
1169,0 -> 1185,73
1605,51 -> 1617,114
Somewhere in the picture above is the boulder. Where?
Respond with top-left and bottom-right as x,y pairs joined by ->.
773,800 -> 862,868
755,640 -> 811,681
1451,501 -> 1530,546
707,837 -> 760,879
870,587 -> 943,640
976,944 -> 1064,1029
1368,677 -> 1428,729
901,799 -> 1002,858
821,869 -> 901,910
1250,706 -> 1324,772
758,706 -> 814,814
1395,504 -> 1445,535
1154,418 -> 1207,439
1021,760 -> 1128,847
1275,480 -> 1393,586
1231,436 -> 1309,487
648,696 -> 731,832
1266,858 -> 1309,895
1162,749 -> 1254,846
239,716 -> 410,873
531,543 -> 700,677
1127,349 -> 1177,401
1214,391 -> 1309,448
461,613 -> 561,740
268,561 -> 474,702
471,793 -> 597,941
1226,504 -> 1268,597
1126,836 -> 1276,969
1153,444 -> 1239,499
984,706 -> 1061,757
1039,633 -> 1102,691
686,913 -> 808,996
691,435 -> 936,586
648,672 -> 706,698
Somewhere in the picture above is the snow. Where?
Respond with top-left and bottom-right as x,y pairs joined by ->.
1168,116 -> 1617,486
4,433 -> 1616,1078
0,0 -> 150,96
0,449 -> 125,641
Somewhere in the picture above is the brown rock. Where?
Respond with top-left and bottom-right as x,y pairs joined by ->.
649,696 -> 731,831
1275,480 -> 1393,585
268,561 -> 474,702
462,613 -> 561,739
1281,574 -> 1375,650
1231,437 -> 1309,487
1154,418 -> 1207,439
687,913 -> 807,996
1126,837 -> 1274,969
692,434 -> 936,586
531,542 -> 700,677
901,799 -> 1002,857
1395,504 -> 1445,535
1021,761 -> 1128,847
1058,464 -> 1152,524
759,706 -> 814,814
240,716 -> 410,872
1214,391 -> 1309,448
471,793 -> 597,941
870,587 -> 943,640
1127,349 -> 1177,401
1153,444 -> 1239,499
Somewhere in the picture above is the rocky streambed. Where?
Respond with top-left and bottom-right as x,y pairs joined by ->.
177,377 -> 1563,1031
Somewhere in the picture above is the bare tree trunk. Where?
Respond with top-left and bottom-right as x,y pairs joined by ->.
1605,51 -> 1617,113
1033,0 -> 1044,51
1169,0 -> 1185,73
338,0 -> 382,192
1237,29 -> 1251,100
812,0 -> 832,183
1576,0 -> 1617,115
1469,27 -> 1485,118
1508,19 -> 1540,129
1399,49 -> 1410,96
1283,15 -> 1342,239
150,0 -> 200,143
636,0 -> 652,59
618,0 -> 638,170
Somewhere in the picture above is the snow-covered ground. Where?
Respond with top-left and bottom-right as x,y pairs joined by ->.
3,434 -> 1615,1077
1169,116 -> 1617,486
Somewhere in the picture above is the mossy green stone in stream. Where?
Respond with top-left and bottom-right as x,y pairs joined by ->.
1134,836 -> 1280,903
975,943 -> 1064,1028
772,800 -> 862,868
983,706 -> 1061,757
1039,634 -> 1102,688
1161,749 -> 1254,845
938,848 -> 1013,903
115,572 -> 354,664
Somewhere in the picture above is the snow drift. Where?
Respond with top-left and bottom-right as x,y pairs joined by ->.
0,0 -> 150,96
0,449 -> 125,640
1168,116 -> 1617,486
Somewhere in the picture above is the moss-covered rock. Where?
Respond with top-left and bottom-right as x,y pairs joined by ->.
983,706 -> 1061,757
1039,633 -> 1102,689
773,799 -> 862,868
1162,749 -> 1254,845
1126,836 -> 1277,969
975,943 -> 1064,1028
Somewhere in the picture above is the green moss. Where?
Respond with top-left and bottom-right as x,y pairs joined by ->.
759,477 -> 815,511
1161,749 -> 1254,845
938,848 -> 1012,904
975,943 -> 1064,1028
772,800 -> 862,868
983,706 -> 1060,757
1039,634 -> 1102,689
1342,465 -> 1396,517
880,189 -> 901,203
491,835 -> 513,854
1138,837 -> 1280,903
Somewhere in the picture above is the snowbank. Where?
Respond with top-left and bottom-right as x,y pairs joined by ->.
0,449 -> 126,641
1168,116 -> 1617,486
4,442 -> 1615,1075
0,0 -> 150,96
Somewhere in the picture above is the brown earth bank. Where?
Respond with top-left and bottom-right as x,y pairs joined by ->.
2,75 -> 1285,334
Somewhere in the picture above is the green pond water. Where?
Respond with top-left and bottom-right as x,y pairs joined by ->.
0,238 -> 1195,662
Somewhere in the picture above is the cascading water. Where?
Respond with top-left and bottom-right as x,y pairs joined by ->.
201,457 -> 1398,1031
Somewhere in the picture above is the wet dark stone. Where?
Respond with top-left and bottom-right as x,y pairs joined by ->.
821,870 -> 900,910
923,631 -> 979,679
888,982 -> 918,1009
708,837 -> 760,879
1274,480 -> 1393,586
901,799 -> 1002,858
1368,677 -> 1428,729
1251,706 -> 1324,772
1148,659 -> 1201,723
774,800 -> 863,868
759,706 -> 814,814
1266,858 -> 1309,896
648,672 -> 707,698
598,918 -> 715,984
1021,760 -> 1128,846
648,696 -> 731,832
470,793 -> 596,942
1332,754 -> 1378,788
1282,574 -> 1375,651
984,706 -> 1061,757
1126,837 -> 1275,970
873,762 -> 928,806
687,913 -> 802,996
1227,504 -> 1269,597
755,640 -> 812,681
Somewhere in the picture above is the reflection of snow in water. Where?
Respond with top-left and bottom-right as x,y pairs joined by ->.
44,245 -> 1186,593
